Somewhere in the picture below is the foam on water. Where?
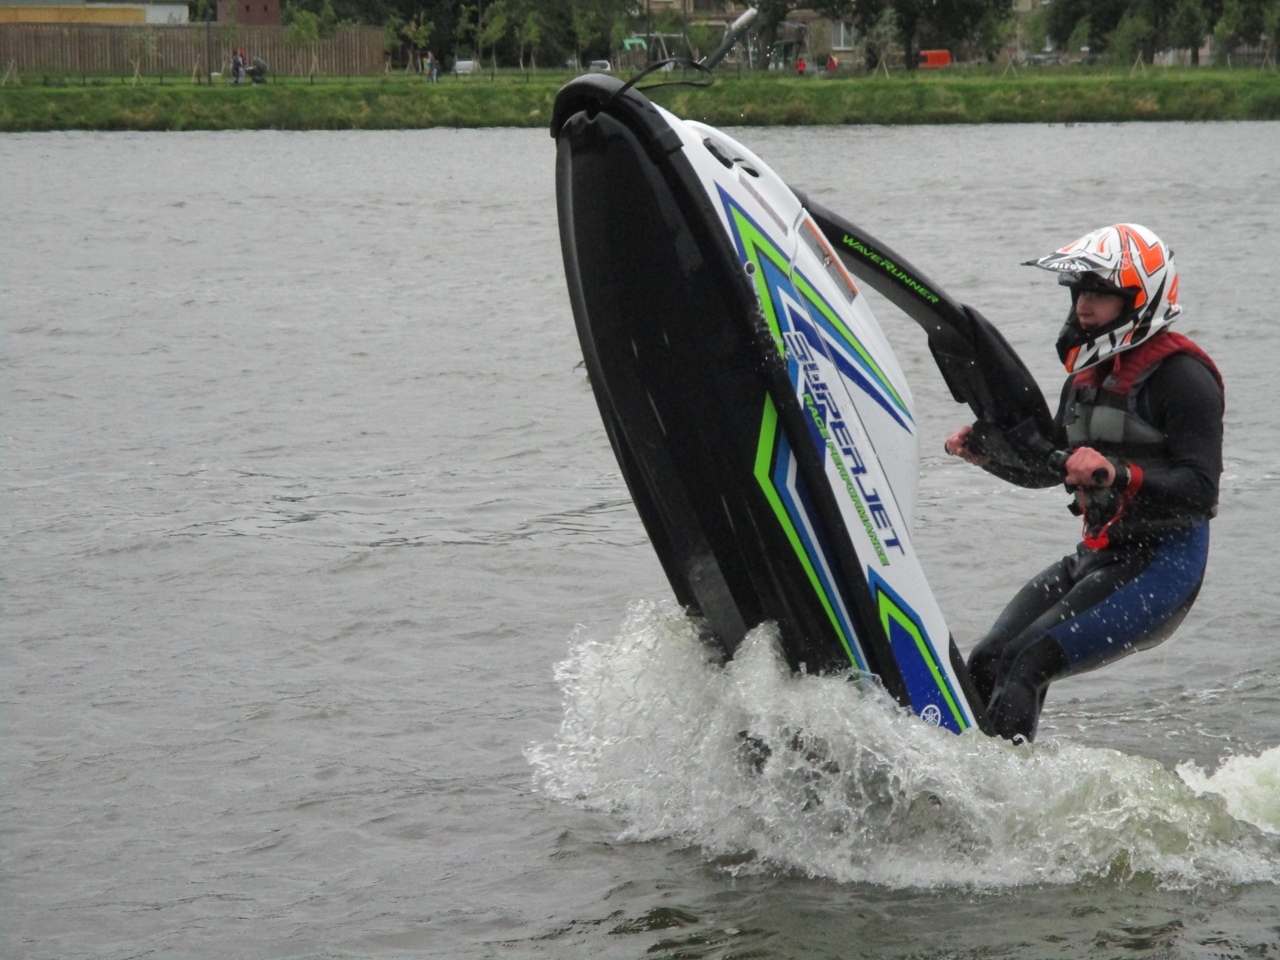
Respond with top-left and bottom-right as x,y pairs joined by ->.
1179,749 -> 1280,836
529,601 -> 1280,890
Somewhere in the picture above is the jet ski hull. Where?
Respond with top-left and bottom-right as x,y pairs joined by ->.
553,75 -> 987,734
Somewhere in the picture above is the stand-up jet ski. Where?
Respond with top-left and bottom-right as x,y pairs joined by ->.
552,34 -> 1057,736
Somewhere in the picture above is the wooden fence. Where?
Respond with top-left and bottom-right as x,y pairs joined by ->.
0,23 -> 387,78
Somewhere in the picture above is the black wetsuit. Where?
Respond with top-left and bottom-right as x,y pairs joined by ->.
967,343 -> 1224,742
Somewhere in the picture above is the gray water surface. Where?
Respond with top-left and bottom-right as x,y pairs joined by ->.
3,123 -> 1279,959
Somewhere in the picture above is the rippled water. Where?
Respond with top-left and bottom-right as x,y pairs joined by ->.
2,122 -> 1279,959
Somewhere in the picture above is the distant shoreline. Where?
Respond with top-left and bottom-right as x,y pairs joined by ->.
3,69 -> 1279,132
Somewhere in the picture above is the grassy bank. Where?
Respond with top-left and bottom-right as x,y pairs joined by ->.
663,69 -> 1280,125
2,68 -> 1279,131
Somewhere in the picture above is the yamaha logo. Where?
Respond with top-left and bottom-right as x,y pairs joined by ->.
921,704 -> 942,726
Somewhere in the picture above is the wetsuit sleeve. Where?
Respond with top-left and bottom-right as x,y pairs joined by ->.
1130,354 -> 1223,516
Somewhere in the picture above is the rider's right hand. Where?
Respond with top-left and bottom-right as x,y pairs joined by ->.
944,423 -> 989,466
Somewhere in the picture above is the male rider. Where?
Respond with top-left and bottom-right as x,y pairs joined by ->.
945,224 -> 1224,743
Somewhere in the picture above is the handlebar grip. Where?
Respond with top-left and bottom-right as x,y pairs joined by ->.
1049,449 -> 1111,485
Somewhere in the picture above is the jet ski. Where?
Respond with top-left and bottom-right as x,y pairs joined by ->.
551,68 -> 1055,736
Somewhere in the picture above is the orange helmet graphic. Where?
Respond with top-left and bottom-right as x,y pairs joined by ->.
1026,223 -> 1182,372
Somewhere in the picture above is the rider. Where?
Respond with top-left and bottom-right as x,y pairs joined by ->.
945,224 -> 1224,742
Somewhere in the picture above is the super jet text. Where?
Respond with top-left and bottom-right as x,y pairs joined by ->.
785,331 -> 906,564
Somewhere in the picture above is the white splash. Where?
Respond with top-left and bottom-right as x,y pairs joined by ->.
1179,748 -> 1280,835
528,601 -> 1280,889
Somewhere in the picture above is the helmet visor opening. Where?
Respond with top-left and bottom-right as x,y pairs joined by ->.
1059,271 -> 1130,298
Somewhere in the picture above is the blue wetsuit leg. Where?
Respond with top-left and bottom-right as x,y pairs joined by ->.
968,523 -> 1209,741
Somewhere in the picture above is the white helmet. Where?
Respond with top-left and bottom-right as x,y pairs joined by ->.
1026,223 -> 1182,372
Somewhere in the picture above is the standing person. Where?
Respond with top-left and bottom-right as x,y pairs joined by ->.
945,224 -> 1224,743
231,49 -> 246,84
426,49 -> 439,82
796,56 -> 806,76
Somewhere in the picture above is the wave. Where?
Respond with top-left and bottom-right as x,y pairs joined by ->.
528,600 -> 1280,890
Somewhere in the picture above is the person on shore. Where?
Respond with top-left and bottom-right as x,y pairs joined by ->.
231,49 -> 246,85
945,224 -> 1224,743
796,56 -> 806,76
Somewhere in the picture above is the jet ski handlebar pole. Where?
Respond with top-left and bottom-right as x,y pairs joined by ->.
796,192 -> 1058,464
794,190 -> 971,340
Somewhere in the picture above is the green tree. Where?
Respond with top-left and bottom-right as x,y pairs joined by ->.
686,21 -> 716,60
277,0 -> 463,66
403,13 -> 434,49
456,1 -> 476,57
569,0 -> 593,67
1207,0 -> 1275,61
1046,0 -> 1126,53
855,6 -> 898,70
479,0 -> 507,74
892,0 -> 1007,68
188,0 -> 216,22
1107,9 -> 1153,63
286,6 -> 322,42
1264,0 -> 1280,65
317,0 -> 339,37
1170,0 -> 1209,64
754,0 -> 806,69
384,13 -> 404,56
1129,0 -> 1181,61
1021,3 -> 1049,54
517,7 -> 542,70
1066,16 -> 1090,53
1237,0 -> 1273,47
970,5 -> 1015,61
1212,0 -> 1244,62
889,0 -> 932,68
399,13 -> 434,69
610,16 -> 629,62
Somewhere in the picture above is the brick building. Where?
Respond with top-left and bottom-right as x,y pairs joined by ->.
217,0 -> 278,27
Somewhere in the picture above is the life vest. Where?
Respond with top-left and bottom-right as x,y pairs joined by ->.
1060,330 -> 1222,547
1063,330 -> 1222,454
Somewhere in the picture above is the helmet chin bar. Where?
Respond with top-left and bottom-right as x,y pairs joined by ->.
1056,308 -> 1135,369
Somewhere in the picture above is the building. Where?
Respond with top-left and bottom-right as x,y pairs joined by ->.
216,0 -> 279,27
0,0 -> 188,24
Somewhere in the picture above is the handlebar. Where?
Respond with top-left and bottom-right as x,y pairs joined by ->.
963,425 -> 1109,486
1047,449 -> 1111,486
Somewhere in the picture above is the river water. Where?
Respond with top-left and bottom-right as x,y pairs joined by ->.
2,120 -> 1278,959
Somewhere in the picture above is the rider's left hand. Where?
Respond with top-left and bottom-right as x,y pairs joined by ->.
1064,447 -> 1115,487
